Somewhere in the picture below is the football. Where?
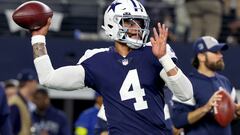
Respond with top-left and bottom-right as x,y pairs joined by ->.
12,1 -> 53,30
214,90 -> 236,127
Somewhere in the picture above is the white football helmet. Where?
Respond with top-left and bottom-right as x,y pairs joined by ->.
102,0 -> 150,49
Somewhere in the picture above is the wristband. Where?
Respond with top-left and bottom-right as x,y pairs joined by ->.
31,35 -> 46,45
159,54 -> 176,72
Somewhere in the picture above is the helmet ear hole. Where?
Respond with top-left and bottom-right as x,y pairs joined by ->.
108,24 -> 113,29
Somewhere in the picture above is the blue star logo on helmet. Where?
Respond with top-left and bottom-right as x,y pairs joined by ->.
107,2 -> 122,13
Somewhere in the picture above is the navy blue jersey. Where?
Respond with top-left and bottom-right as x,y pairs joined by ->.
79,45 -> 177,135
75,106 -> 99,135
32,106 -> 71,135
0,86 -> 12,135
95,117 -> 108,135
163,88 -> 175,131
172,69 -> 235,135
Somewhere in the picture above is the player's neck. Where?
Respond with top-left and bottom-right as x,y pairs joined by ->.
115,42 -> 132,57
198,65 -> 215,77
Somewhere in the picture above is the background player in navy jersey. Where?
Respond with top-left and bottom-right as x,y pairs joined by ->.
9,69 -> 38,135
29,0 -> 193,134
0,85 -> 13,135
171,36 -> 240,135
31,88 -> 71,135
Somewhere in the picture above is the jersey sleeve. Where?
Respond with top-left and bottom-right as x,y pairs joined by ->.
77,48 -> 109,89
94,118 -> 108,135
171,101 -> 195,128
34,55 -> 85,90
166,43 -> 177,60
171,89 -> 196,128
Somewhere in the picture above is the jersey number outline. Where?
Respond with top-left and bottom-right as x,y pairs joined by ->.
119,69 -> 148,111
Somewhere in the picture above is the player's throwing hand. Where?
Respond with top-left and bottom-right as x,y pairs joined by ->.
31,18 -> 52,36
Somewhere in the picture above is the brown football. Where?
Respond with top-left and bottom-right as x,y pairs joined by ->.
12,1 -> 53,30
214,90 -> 236,127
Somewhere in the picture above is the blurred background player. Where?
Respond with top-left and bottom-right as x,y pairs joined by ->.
9,69 -> 38,135
30,0 -> 193,134
172,36 -> 240,135
16,69 -> 38,112
0,85 -> 13,135
31,88 -> 71,135
3,79 -> 19,102
74,92 -> 103,135
95,106 -> 108,135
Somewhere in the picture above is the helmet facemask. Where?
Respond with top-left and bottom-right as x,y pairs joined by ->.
115,15 -> 150,49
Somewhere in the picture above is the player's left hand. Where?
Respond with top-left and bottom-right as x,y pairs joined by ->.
150,23 -> 168,59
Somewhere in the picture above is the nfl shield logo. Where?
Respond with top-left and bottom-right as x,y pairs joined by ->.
122,59 -> 129,66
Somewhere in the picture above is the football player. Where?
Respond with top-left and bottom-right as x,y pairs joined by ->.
171,36 -> 239,135
0,85 -> 12,135
30,0 -> 193,134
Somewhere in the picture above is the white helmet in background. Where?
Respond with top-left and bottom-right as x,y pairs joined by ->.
102,0 -> 150,49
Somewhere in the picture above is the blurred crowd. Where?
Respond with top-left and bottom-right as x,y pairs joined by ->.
0,69 -> 105,135
0,69 -> 72,135
0,0 -> 240,135
0,0 -> 240,45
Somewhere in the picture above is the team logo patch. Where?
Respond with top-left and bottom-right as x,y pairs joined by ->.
198,43 -> 204,51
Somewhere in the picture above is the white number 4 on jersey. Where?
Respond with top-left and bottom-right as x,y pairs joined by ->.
119,69 -> 148,111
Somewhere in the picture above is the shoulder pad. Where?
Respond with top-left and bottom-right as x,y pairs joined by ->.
77,48 -> 109,64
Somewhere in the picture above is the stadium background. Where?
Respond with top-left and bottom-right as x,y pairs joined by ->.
0,0 -> 239,132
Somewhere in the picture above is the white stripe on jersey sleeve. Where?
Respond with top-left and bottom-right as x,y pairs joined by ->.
97,105 -> 107,121
145,42 -> 177,59
164,104 -> 170,120
34,55 -> 85,90
78,48 -> 110,64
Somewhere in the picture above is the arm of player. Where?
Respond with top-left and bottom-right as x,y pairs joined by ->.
187,90 -> 222,124
31,18 -> 85,90
160,69 -> 193,101
171,100 -> 194,128
34,56 -> 85,90
172,91 -> 222,127
150,23 -> 193,101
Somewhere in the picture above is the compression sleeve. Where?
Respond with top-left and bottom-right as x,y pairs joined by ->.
34,55 -> 85,90
160,68 -> 193,101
